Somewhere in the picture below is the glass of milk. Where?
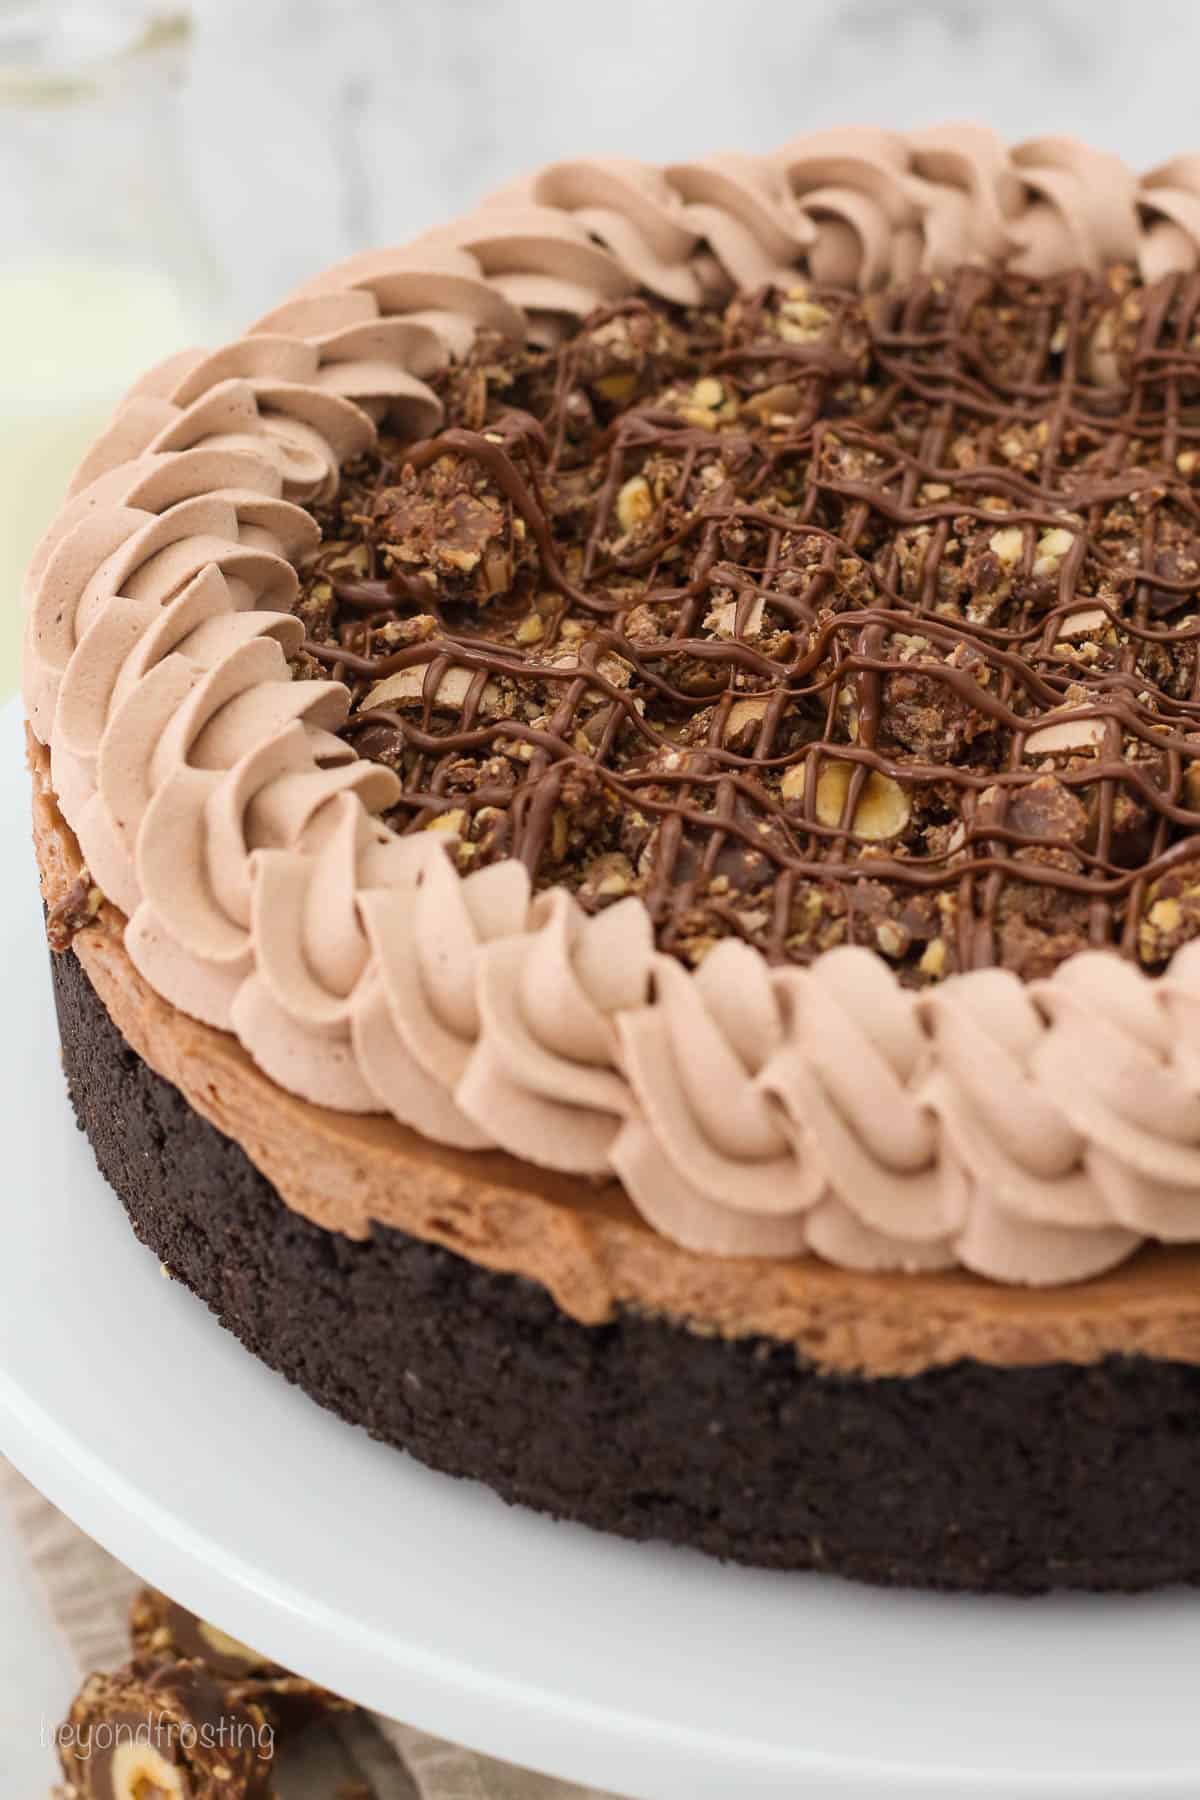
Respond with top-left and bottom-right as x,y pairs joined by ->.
0,1 -> 224,686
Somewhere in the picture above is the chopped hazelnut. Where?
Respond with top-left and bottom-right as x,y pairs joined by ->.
1032,525 -> 1075,580
919,937 -> 947,979
875,919 -> 909,958
515,612 -> 545,645
778,297 -> 832,342
803,760 -> 913,841
704,594 -> 765,639
1151,896 -> 1183,932
110,1741 -> 187,1798
989,525 -> 1024,566
360,665 -> 503,715
1023,715 -> 1107,755
723,696 -> 769,747
425,808 -> 468,836
616,474 -> 654,533
1056,606 -> 1107,640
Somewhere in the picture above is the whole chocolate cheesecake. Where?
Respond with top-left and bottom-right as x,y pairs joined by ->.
26,126 -> 1200,1593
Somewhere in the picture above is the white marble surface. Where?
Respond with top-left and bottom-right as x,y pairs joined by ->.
182,0 -> 1200,329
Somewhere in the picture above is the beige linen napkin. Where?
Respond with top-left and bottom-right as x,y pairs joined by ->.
0,1458 -> 614,1800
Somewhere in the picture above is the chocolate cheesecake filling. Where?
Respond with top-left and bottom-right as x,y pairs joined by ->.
294,269 -> 1200,984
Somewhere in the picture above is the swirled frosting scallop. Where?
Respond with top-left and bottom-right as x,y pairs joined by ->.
26,125 -> 1200,1289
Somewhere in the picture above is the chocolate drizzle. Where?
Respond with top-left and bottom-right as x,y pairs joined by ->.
293,269 -> 1200,984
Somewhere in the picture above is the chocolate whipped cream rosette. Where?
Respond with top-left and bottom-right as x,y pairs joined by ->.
25,126 -> 1200,1593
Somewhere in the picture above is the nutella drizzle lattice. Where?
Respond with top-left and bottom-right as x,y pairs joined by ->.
296,268 -> 1200,985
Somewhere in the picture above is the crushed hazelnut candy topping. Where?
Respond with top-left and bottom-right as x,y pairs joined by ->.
46,868 -> 103,954
293,269 -> 1200,984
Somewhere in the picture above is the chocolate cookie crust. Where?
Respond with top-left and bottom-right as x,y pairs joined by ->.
53,941 -> 1200,1594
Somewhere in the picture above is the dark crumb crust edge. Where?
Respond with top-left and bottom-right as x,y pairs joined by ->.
53,940 -> 1200,1595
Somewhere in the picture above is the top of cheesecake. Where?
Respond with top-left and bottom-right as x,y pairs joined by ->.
25,125 -> 1200,1287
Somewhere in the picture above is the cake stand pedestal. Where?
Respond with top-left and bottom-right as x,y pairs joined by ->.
1,698 -> 1198,1800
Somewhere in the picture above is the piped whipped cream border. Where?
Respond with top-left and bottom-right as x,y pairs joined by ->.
24,125 -> 1200,1287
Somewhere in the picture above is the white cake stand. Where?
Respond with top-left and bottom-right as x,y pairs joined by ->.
2,694 -> 1199,1800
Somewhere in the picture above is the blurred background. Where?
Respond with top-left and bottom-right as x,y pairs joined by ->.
4,0 -> 1200,681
